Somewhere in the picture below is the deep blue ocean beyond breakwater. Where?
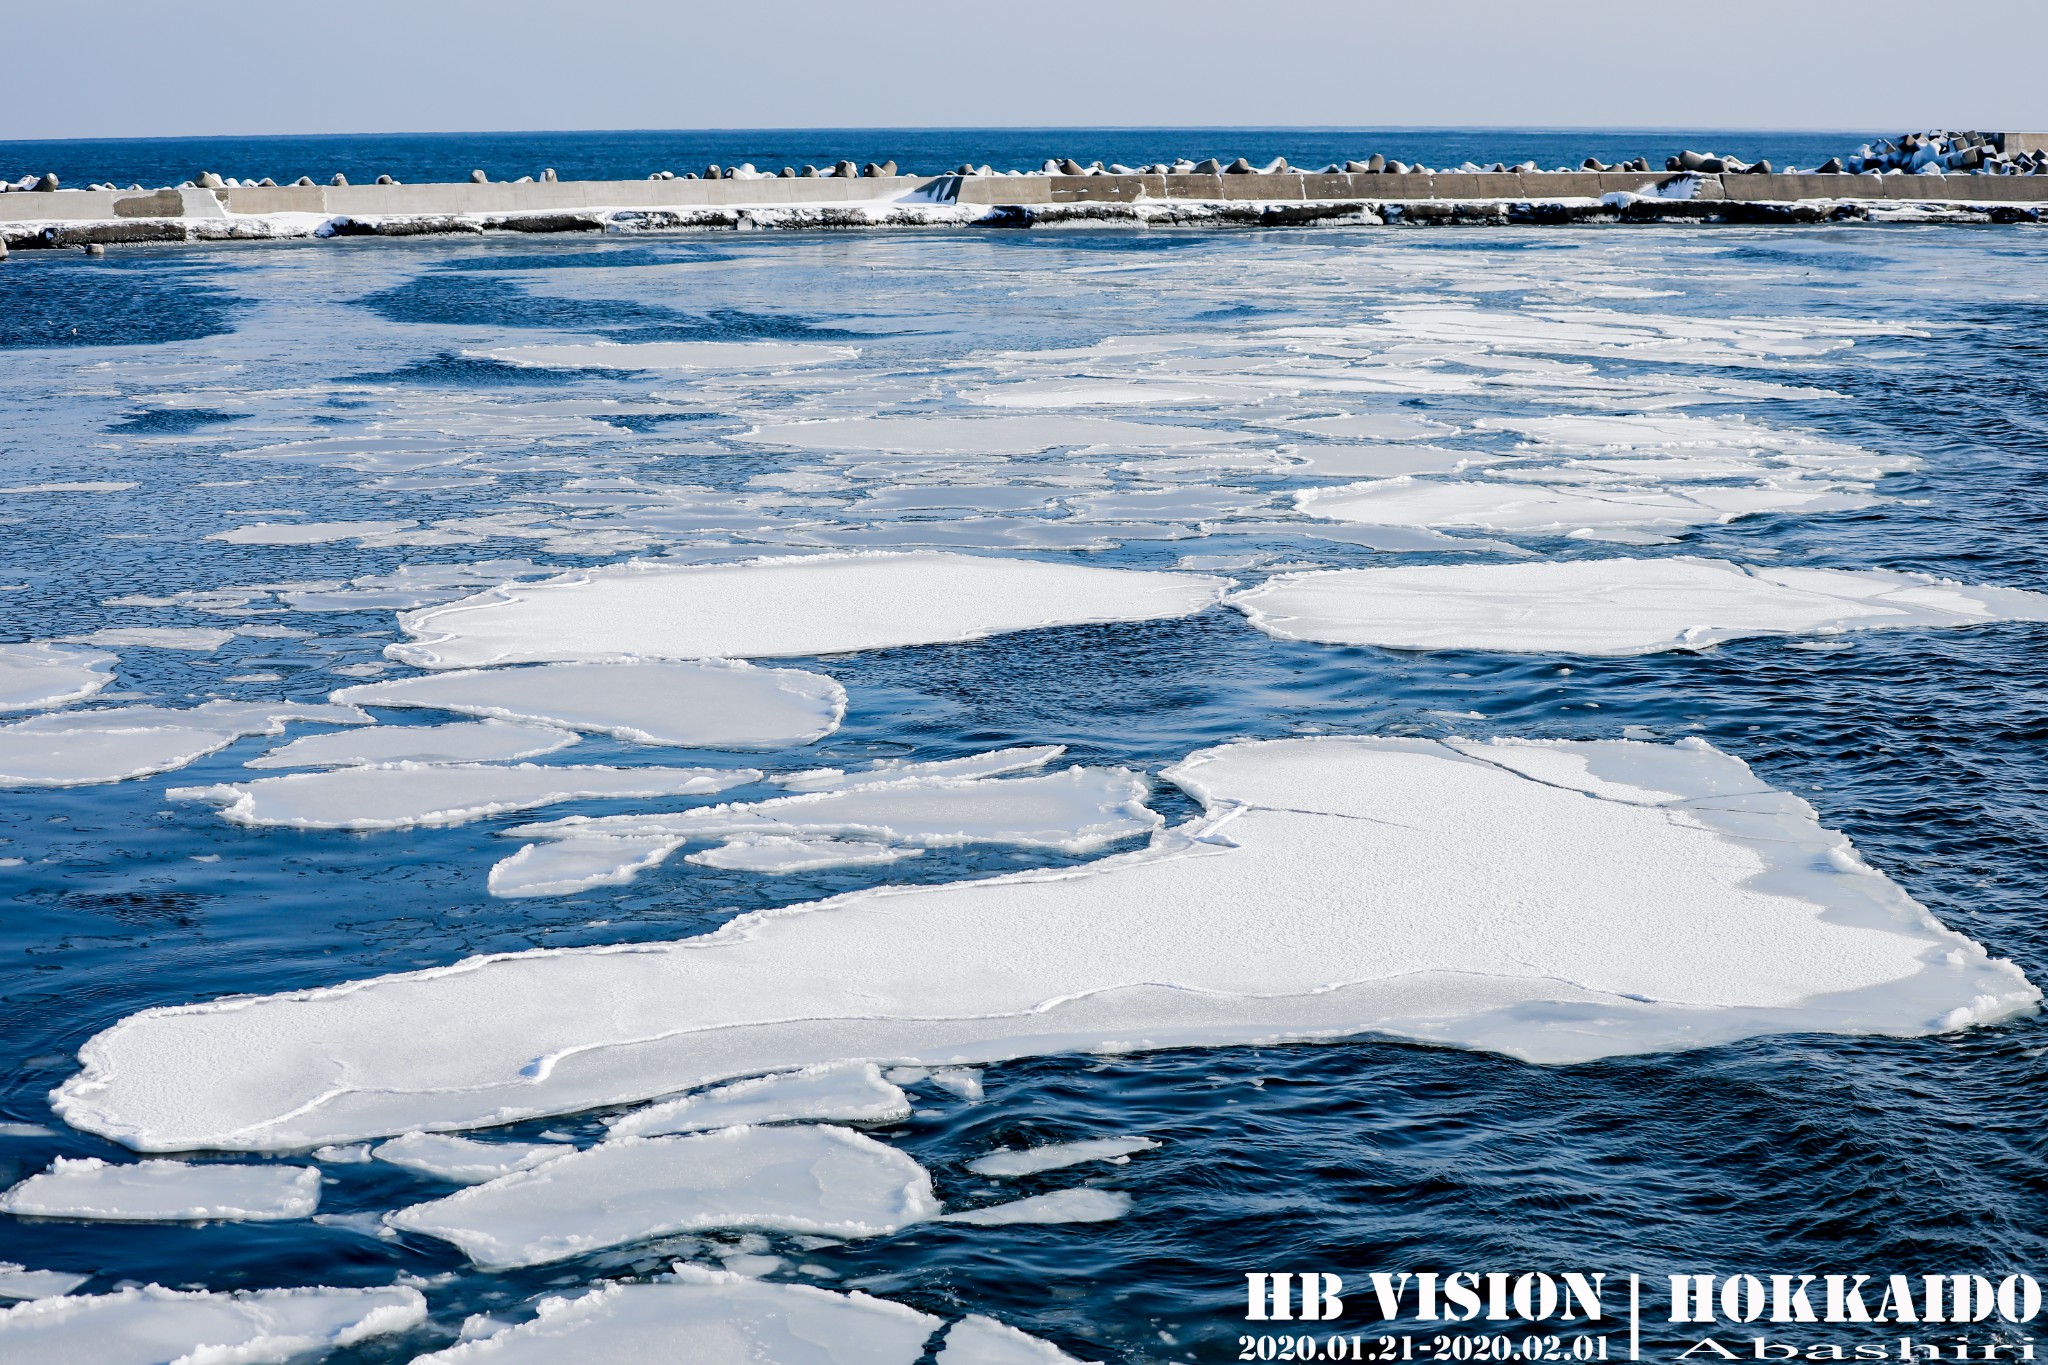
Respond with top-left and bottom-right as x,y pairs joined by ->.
0,133 -> 2046,1362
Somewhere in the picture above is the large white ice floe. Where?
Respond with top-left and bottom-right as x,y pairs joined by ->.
489,763 -> 1159,897
608,1063 -> 911,1139
388,553 -> 1227,668
0,1283 -> 425,1365
0,701 -> 368,788
477,341 -> 859,371
370,1131 -> 572,1184
246,719 -> 577,768
938,1313 -> 1096,1365
56,734 -> 2036,1153
411,1271 -> 941,1364
0,643 -> 117,713
1229,557 -> 2048,656
387,1125 -> 939,1268
1294,475 -> 1872,534
966,1137 -> 1158,1177
0,1157 -> 318,1222
171,762 -> 759,831
941,1189 -> 1131,1226
334,659 -> 845,748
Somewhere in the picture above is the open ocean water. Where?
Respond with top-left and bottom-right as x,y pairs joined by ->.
1,129 -> 2046,1363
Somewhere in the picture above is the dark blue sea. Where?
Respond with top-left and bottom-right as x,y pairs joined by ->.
0,127 -> 1864,187
1,130 -> 2046,1363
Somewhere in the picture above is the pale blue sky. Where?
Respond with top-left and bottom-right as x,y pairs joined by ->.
6,0 -> 2044,141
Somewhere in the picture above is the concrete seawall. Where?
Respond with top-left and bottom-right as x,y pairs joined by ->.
3,170 -> 2043,248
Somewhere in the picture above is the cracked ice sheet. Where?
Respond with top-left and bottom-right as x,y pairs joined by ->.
389,553 -> 1226,668
411,1272 -> 941,1365
248,720 -> 577,769
0,1158 -> 318,1222
335,660 -> 845,748
388,1126 -> 938,1269
0,1284 -> 425,1365
1229,557 -> 2048,656
0,701 -> 369,788
490,764 -> 1160,897
476,342 -> 858,370
54,736 -> 2038,1153
609,1063 -> 910,1139
0,644 -> 116,712
171,762 -> 759,832
1295,476 -> 1875,534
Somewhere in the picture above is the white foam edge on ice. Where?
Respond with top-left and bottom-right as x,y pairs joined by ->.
385,1125 -> 940,1269
1226,557 -> 2048,656
247,720 -> 579,769
334,659 -> 847,749
370,1131 -> 574,1184
940,1188 -> 1131,1226
488,764 -> 1159,897
170,762 -> 762,832
0,1157 -> 318,1222
608,1063 -> 910,1139
0,643 -> 117,713
409,1269 -> 940,1364
966,1137 -> 1158,1177
52,734 -> 2038,1153
386,552 -> 1228,668
0,701 -> 369,788
0,1283 -> 426,1365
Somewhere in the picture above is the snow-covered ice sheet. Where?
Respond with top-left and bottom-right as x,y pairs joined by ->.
389,553 -> 1227,668
0,1157 -> 318,1222
966,1137 -> 1158,1177
1229,557 -> 2048,655
491,764 -> 1159,896
608,1064 -> 911,1139
941,1189 -> 1131,1226
56,735 -> 2035,1152
0,1283 -> 425,1365
1296,476 -> 1873,534
388,1126 -> 940,1268
172,762 -> 758,831
0,701 -> 368,788
371,1132 -> 572,1184
336,660 -> 845,748
0,644 -> 117,713
938,1313 -> 1095,1365
411,1271 -> 939,1364
478,341 -> 859,371
0,1265 -> 88,1301
247,720 -> 577,768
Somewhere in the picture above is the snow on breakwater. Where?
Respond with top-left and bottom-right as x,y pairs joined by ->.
50,736 -> 2035,1152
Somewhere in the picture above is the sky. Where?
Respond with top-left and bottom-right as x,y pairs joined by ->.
5,0 -> 2045,141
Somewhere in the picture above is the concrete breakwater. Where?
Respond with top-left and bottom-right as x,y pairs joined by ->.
3,168 -> 2045,251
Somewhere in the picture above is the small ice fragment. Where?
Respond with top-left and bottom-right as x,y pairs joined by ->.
170,762 -> 759,831
312,1143 -> 373,1164
776,746 -> 1063,793
56,626 -> 237,651
209,520 -> 417,546
940,1189 -> 1131,1226
737,416 -> 1242,454
371,1132 -> 572,1184
608,1064 -> 911,1139
0,1157 -> 318,1222
0,482 -> 138,494
967,1137 -> 1156,1177
929,1069 -> 984,1102
0,1264 -> 89,1301
0,1123 -> 58,1138
884,1068 -> 930,1086
478,341 -> 858,371
0,644 -> 117,713
407,1272 -> 938,1363
248,720 -> 577,769
335,660 -> 845,749
0,1283 -> 425,1362
939,1313 -> 1099,1364
388,1126 -> 940,1268
389,553 -> 1226,667
721,1253 -> 784,1277
685,836 -> 924,873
